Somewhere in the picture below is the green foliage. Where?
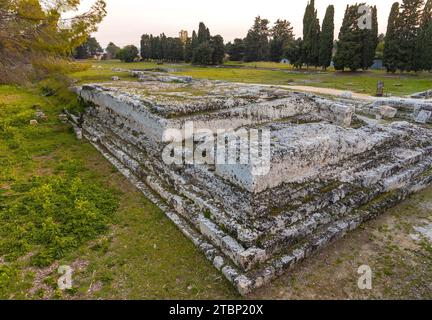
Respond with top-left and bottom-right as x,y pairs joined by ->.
0,0 -> 107,84
118,45 -> 139,63
333,3 -> 379,71
106,42 -> 121,60
74,37 -> 103,59
226,38 -> 245,61
415,0 -> 432,71
191,22 -> 225,65
244,16 -> 270,62
193,42 -> 213,65
141,34 -> 185,62
384,3 -> 401,72
210,35 -> 225,65
0,174 -> 118,267
269,19 -> 295,62
302,0 -> 321,67
319,5 -> 335,69
397,0 -> 425,72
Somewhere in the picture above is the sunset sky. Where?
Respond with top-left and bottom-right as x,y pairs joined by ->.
77,0 -> 398,48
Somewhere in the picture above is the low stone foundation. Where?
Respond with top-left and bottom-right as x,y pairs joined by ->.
73,74 -> 432,295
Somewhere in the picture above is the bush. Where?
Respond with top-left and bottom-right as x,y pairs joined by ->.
118,45 -> 139,63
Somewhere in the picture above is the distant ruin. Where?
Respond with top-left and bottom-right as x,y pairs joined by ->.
72,72 -> 432,295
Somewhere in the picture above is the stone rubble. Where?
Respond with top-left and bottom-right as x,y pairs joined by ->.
73,73 -> 432,295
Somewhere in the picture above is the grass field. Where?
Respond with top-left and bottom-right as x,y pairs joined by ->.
1,60 -> 432,299
73,60 -> 432,97
0,85 -> 237,299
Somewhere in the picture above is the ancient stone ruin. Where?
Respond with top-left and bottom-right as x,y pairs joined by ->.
72,72 -> 432,295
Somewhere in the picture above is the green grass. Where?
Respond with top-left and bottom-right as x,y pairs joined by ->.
77,60 -> 432,97
1,58 -> 432,300
0,85 -> 237,299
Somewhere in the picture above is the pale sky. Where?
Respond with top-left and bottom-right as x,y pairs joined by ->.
77,0 -> 397,48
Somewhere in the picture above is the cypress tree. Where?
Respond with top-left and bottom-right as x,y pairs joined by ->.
334,5 -> 363,71
302,0 -> 320,67
415,0 -> 432,70
362,5 -> 379,70
397,0 -> 424,72
384,2 -> 401,72
140,34 -> 152,60
319,5 -> 335,70
198,22 -> 210,44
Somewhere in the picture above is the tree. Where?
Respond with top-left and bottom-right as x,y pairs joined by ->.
226,38 -> 245,61
397,0 -> 424,72
333,4 -> 363,71
140,34 -> 152,60
415,0 -> 432,70
0,0 -> 107,84
384,2 -> 401,72
106,42 -> 121,60
361,5 -> 378,70
184,37 -> 193,63
118,45 -> 139,63
302,0 -> 321,67
244,16 -> 270,62
269,19 -> 294,62
190,22 -> 224,65
333,3 -> 378,71
285,38 -> 304,68
319,5 -> 335,69
193,42 -> 213,65
74,37 -> 102,59
210,35 -> 225,64
198,22 -> 210,44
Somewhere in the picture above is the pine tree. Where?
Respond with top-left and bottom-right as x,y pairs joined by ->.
244,16 -> 270,62
398,0 -> 424,71
319,5 -> 335,70
269,19 -> 294,62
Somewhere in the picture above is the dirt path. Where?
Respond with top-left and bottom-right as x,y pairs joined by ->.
236,82 -> 376,101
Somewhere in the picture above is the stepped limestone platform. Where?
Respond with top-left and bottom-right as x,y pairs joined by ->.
73,74 -> 432,295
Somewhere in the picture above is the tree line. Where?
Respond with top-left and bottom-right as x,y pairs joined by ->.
384,0 -> 432,72
226,1 -> 336,70
227,0 -> 431,72
75,0 -> 432,73
139,22 -> 225,65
